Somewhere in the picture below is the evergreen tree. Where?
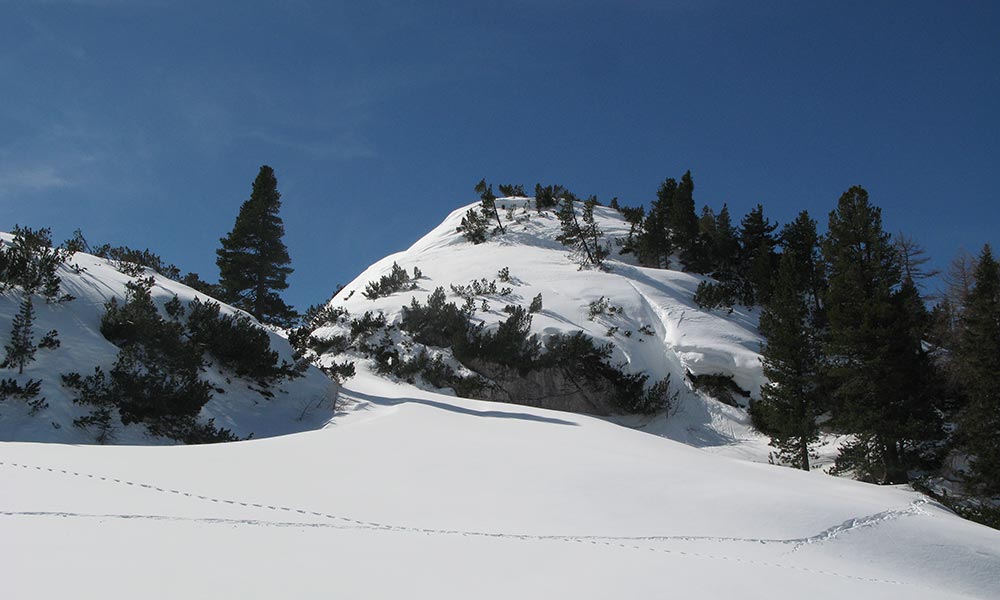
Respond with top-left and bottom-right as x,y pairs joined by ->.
3,295 -> 37,374
475,179 -> 505,235
823,186 -> 938,483
635,178 -> 675,268
670,170 -> 702,269
711,203 -> 740,281
956,245 -> 1000,494
753,252 -> 822,470
555,197 -> 603,267
216,165 -> 295,327
779,211 -> 825,315
737,204 -> 778,305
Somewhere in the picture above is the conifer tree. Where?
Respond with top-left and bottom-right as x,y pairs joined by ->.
779,211 -> 825,315
737,204 -> 778,305
753,252 -> 822,470
216,165 -> 296,327
670,171 -> 702,269
635,178 -> 675,268
3,295 -> 37,374
711,203 -> 740,280
555,197 -> 603,267
956,245 -> 1000,494
823,186 -> 938,483
475,179 -> 505,235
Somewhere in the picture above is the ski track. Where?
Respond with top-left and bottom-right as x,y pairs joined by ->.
1,460 -> 930,588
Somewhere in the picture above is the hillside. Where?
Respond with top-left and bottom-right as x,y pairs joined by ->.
2,204 -> 999,598
305,197 -> 782,462
0,233 -> 335,444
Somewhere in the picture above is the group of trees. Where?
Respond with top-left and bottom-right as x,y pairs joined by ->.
742,186 -> 998,508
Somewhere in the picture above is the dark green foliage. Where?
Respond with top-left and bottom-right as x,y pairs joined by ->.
539,332 -> 674,415
38,330 -> 60,350
350,311 -> 388,340
498,183 -> 525,197
751,252 -> 823,470
216,165 -> 296,327
497,266 -> 511,283
0,225 -> 71,301
363,262 -> 417,299
671,171 -> 703,270
737,204 -> 778,305
690,372 -> 750,407
616,204 -> 645,257
778,211 -> 825,315
707,204 -> 739,280
400,288 -> 470,348
92,244 -> 181,280
164,295 -> 184,320
955,245 -> 1000,494
533,183 -> 570,210
636,179 -> 673,268
457,208 -> 489,244
476,179 -> 505,235
823,186 -> 941,483
3,295 -> 37,374
61,229 -> 90,254
321,360 -> 356,383
179,272 -> 223,298
555,197 -> 606,268
462,305 -> 541,370
186,298 -> 296,383
693,281 -> 738,312
0,378 -> 47,414
528,293 -> 543,314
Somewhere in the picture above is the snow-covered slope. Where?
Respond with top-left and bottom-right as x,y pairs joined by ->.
317,198 -> 772,456
0,237 -> 336,444
2,370 -> 998,599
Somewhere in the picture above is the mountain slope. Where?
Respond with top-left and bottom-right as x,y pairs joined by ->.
0,235 -> 335,444
313,198 -> 771,457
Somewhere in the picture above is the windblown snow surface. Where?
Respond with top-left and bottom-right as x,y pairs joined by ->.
2,202 -> 999,598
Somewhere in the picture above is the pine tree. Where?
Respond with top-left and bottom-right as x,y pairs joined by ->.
955,245 -> 1000,494
823,186 -> 938,484
555,197 -> 603,268
475,179 -> 505,235
216,165 -> 296,327
3,295 -> 37,374
711,203 -> 740,281
753,252 -> 822,470
737,204 -> 778,305
779,211 -> 825,315
670,171 -> 702,269
635,178 -> 675,268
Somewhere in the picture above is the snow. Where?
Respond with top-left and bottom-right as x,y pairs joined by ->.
2,204 -> 999,598
0,235 -> 336,444
2,370 -> 998,598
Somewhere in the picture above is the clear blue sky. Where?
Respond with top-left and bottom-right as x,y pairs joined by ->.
2,0 -> 997,310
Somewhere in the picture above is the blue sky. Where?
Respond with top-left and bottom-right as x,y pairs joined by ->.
1,0 -> 997,310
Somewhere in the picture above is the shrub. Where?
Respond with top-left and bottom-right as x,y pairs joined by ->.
400,288 -> 470,348
529,293 -> 543,313
0,225 -> 71,301
363,262 -> 417,299
693,281 -> 738,312
92,244 -> 181,280
456,208 -> 488,244
186,298 -> 295,382
0,378 -> 47,414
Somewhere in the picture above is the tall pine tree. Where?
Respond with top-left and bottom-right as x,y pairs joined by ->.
753,251 -> 823,471
823,186 -> 939,484
956,245 -> 1000,494
217,165 -> 295,327
737,204 -> 778,305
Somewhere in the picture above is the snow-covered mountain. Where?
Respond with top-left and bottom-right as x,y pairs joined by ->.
2,202 -> 999,599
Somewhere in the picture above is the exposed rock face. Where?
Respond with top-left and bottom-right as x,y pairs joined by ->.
466,358 -> 619,416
